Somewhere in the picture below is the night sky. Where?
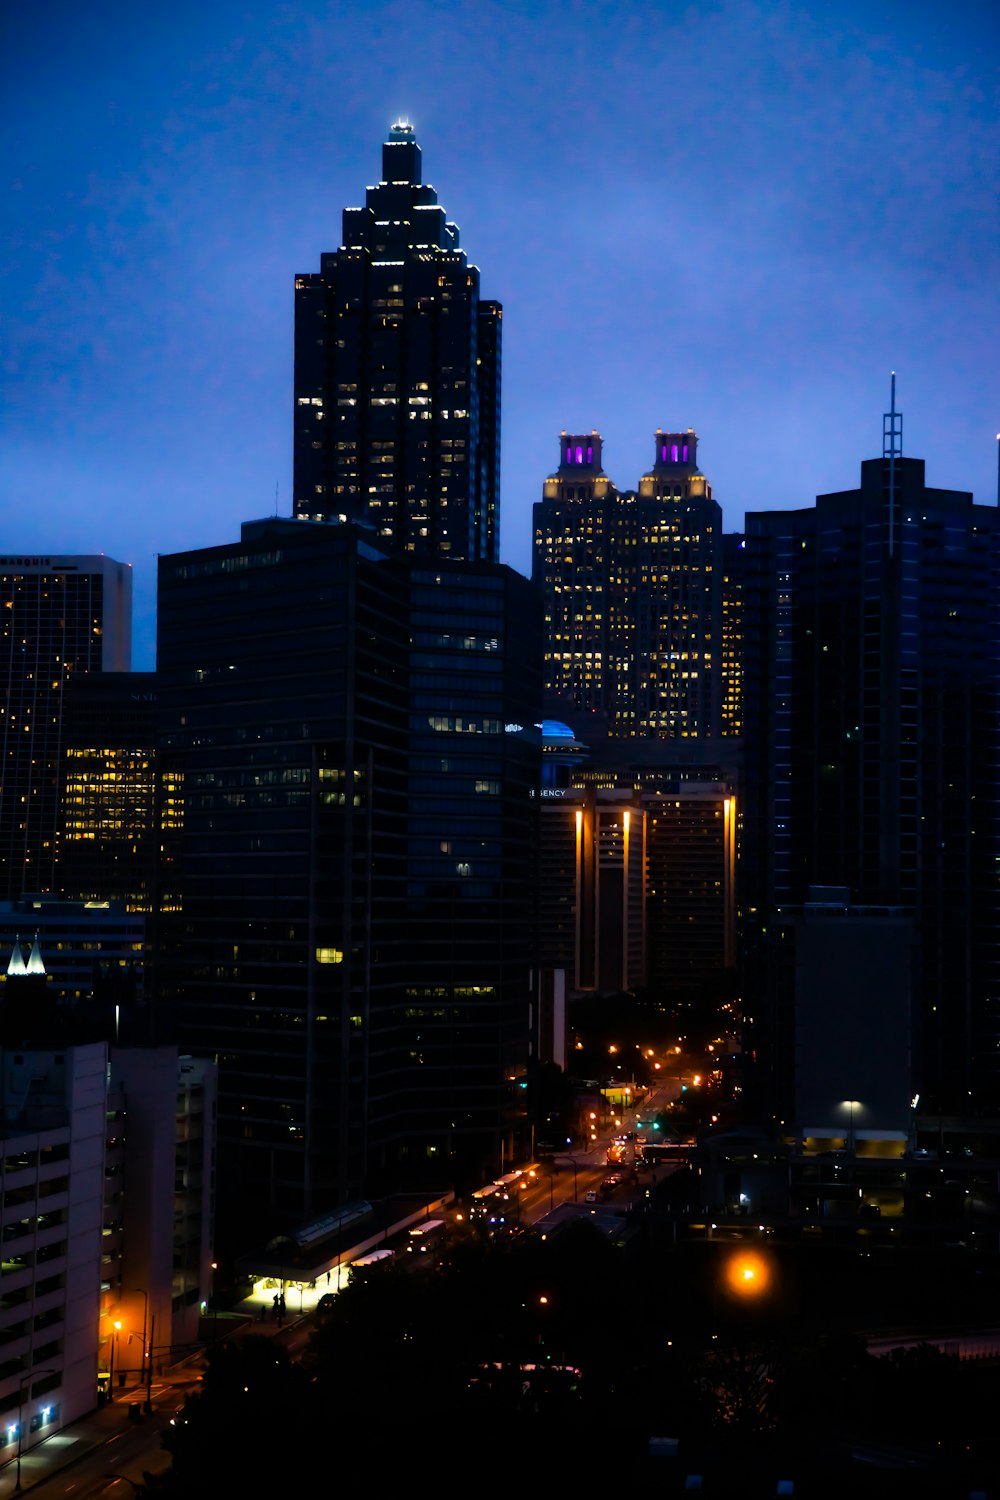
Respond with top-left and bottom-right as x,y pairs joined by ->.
3,0 -> 998,668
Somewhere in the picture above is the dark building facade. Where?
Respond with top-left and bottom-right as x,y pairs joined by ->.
743,449 -> 1000,1115
537,722 -> 738,1013
0,556 -> 132,902
400,562 -> 540,1161
156,519 -> 540,1239
533,430 -> 724,738
293,122 -> 500,563
720,532 -> 745,738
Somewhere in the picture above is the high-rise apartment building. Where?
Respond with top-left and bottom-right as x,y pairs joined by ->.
533,431 -> 723,737
742,437 -> 1000,1113
293,122 -> 500,562
0,556 -> 131,902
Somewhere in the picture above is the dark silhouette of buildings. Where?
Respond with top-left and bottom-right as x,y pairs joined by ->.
0,555 -> 131,902
532,430 -> 724,738
156,518 -> 540,1239
742,439 -> 1000,1116
293,121 -> 500,563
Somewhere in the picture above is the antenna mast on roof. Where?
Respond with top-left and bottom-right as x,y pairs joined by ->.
883,372 -> 903,558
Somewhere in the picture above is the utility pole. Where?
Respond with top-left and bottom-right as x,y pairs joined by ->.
144,1314 -> 155,1414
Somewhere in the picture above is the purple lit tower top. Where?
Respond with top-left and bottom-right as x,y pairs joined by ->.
653,430 -> 697,469
558,431 -> 604,473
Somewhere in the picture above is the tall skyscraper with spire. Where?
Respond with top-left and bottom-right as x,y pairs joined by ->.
742,391 -> 1000,1115
155,128 -> 540,1244
293,121 -> 500,562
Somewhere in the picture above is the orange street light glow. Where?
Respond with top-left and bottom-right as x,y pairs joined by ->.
724,1250 -> 772,1298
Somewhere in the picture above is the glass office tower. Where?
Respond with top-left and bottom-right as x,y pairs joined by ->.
157,520 -> 540,1243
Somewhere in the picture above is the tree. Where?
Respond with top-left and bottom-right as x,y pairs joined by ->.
138,1338 -> 313,1497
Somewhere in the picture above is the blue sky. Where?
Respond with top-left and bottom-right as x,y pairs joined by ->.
3,0 -> 998,667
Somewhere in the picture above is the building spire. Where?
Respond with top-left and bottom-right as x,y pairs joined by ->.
6,937 -> 27,978
383,120 -> 421,184
25,934 -> 46,976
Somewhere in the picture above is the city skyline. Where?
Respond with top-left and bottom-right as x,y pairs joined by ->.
3,0 -> 999,667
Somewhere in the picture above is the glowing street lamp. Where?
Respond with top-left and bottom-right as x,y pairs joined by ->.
841,1099 -> 862,1154
723,1250 -> 772,1301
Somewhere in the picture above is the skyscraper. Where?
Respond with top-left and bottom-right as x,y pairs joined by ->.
720,532 -> 745,738
59,671 -> 158,911
0,555 -> 131,901
293,122 -> 500,562
533,433 -> 614,718
154,124 -> 538,1249
536,731 -> 737,1009
157,520 -> 410,1232
156,519 -> 540,1240
533,430 -> 723,737
742,426 -> 1000,1114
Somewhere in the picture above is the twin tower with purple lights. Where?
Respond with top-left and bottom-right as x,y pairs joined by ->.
558,428 -> 697,475
533,424 -> 725,740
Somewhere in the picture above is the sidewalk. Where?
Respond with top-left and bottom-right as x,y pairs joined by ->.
0,1309 -> 278,1496
0,1380 -> 168,1498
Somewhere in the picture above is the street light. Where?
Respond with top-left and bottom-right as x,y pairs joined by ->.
722,1249 -> 772,1301
841,1099 -> 862,1154
552,1155 -> 578,1201
14,1367 -> 55,1492
134,1289 -> 156,1412
108,1320 -> 122,1401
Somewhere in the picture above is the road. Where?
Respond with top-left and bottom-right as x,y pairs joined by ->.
507,1081 -> 682,1227
1,1372 -> 201,1500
